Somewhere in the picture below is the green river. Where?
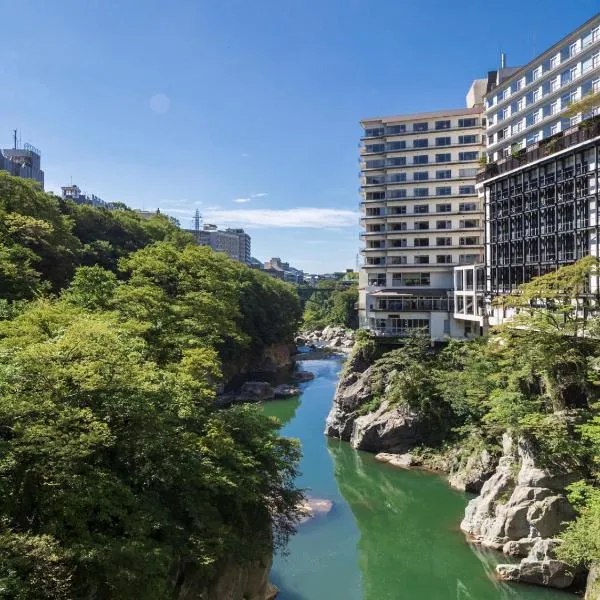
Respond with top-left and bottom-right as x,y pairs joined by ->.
262,356 -> 573,600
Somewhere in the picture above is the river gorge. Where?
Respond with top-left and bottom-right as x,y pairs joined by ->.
263,356 -> 573,600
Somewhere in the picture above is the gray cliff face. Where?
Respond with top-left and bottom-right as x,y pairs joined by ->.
461,435 -> 579,589
324,355 -> 437,452
586,563 -> 600,600
448,447 -> 499,494
174,555 -> 277,600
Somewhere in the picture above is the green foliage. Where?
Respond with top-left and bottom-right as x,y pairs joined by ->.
0,173 -> 304,598
557,483 -> 600,566
303,282 -> 358,330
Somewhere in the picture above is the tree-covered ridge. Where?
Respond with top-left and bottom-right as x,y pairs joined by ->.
303,280 -> 358,330
0,173 -> 304,598
354,258 -> 600,570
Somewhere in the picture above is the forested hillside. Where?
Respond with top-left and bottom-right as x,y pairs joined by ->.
0,172 -> 303,598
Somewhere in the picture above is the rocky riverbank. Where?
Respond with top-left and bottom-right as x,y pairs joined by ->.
297,326 -> 356,353
325,347 -> 589,594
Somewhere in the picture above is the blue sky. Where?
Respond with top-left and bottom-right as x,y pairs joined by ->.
1,1 -> 597,272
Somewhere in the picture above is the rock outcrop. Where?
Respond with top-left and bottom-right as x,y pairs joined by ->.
448,447 -> 499,494
586,563 -> 600,600
325,356 -> 437,452
301,326 -> 355,353
375,452 -> 419,468
459,435 -> 579,590
175,556 -> 278,600
461,436 -> 577,552
273,384 -> 300,398
497,539 -> 576,589
237,381 -> 275,402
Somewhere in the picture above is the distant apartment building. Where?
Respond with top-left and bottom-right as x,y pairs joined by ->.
192,224 -> 251,264
359,79 -> 489,341
263,257 -> 304,283
61,184 -> 111,208
462,13 -> 600,329
0,141 -> 44,189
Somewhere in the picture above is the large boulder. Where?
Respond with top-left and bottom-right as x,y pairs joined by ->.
273,384 -> 300,398
375,452 -> 418,468
292,370 -> 315,382
350,400 -> 433,452
237,381 -> 275,402
497,539 -> 576,589
462,436 -> 578,567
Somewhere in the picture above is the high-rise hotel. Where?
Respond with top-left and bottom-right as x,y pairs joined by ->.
358,80 -> 489,340
479,13 -> 600,318
359,13 -> 600,340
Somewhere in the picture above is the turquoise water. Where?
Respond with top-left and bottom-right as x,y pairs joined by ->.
263,357 -> 573,600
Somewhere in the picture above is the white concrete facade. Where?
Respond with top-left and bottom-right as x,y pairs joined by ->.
358,84 -> 487,341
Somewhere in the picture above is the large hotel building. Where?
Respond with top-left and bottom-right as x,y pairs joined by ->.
359,13 -> 600,340
359,81 -> 489,340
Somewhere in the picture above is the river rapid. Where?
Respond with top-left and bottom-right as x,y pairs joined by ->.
262,356 -> 573,600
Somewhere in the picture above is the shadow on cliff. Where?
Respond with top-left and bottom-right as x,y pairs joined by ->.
268,573 -> 312,600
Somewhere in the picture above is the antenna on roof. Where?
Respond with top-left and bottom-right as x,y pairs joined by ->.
500,52 -> 506,69
12,129 -> 18,149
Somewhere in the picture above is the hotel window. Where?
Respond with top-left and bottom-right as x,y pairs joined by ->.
436,203 -> 451,213
459,202 -> 478,211
436,255 -> 452,264
458,135 -> 477,144
459,236 -> 480,246
550,77 -> 559,92
435,120 -> 451,129
388,173 -> 407,183
365,159 -> 385,169
532,89 -> 540,103
527,132 -> 540,145
436,170 -> 452,179
458,151 -> 479,161
569,42 -> 579,57
459,185 -> 475,194
436,220 -> 452,229
414,205 -> 429,214
550,55 -> 559,69
532,67 -> 541,81
570,66 -> 579,81
550,100 -> 558,115
413,138 -> 429,148
413,155 -> 429,165
414,238 -> 429,246
413,172 -> 429,181
460,219 -> 479,228
387,141 -> 406,151
388,206 -> 406,215
368,273 -> 386,286
413,122 -> 428,131
436,186 -> 452,196
414,188 -> 429,197
387,157 -> 407,166
388,189 -> 407,199
415,221 -> 430,230
436,153 -> 452,163
458,168 -> 478,177
366,143 -> 385,153
386,124 -> 406,134
402,273 -> 430,286
436,237 -> 452,246
436,136 -> 451,146
364,127 -> 384,137
458,118 -> 477,127
414,256 -> 430,264
550,122 -> 560,136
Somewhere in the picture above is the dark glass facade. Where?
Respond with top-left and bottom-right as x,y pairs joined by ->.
485,138 -> 600,295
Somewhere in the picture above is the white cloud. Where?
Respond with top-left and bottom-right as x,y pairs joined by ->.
251,192 -> 268,198
203,207 -> 359,229
233,197 -> 251,203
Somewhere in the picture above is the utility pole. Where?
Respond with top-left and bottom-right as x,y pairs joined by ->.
13,129 -> 18,149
